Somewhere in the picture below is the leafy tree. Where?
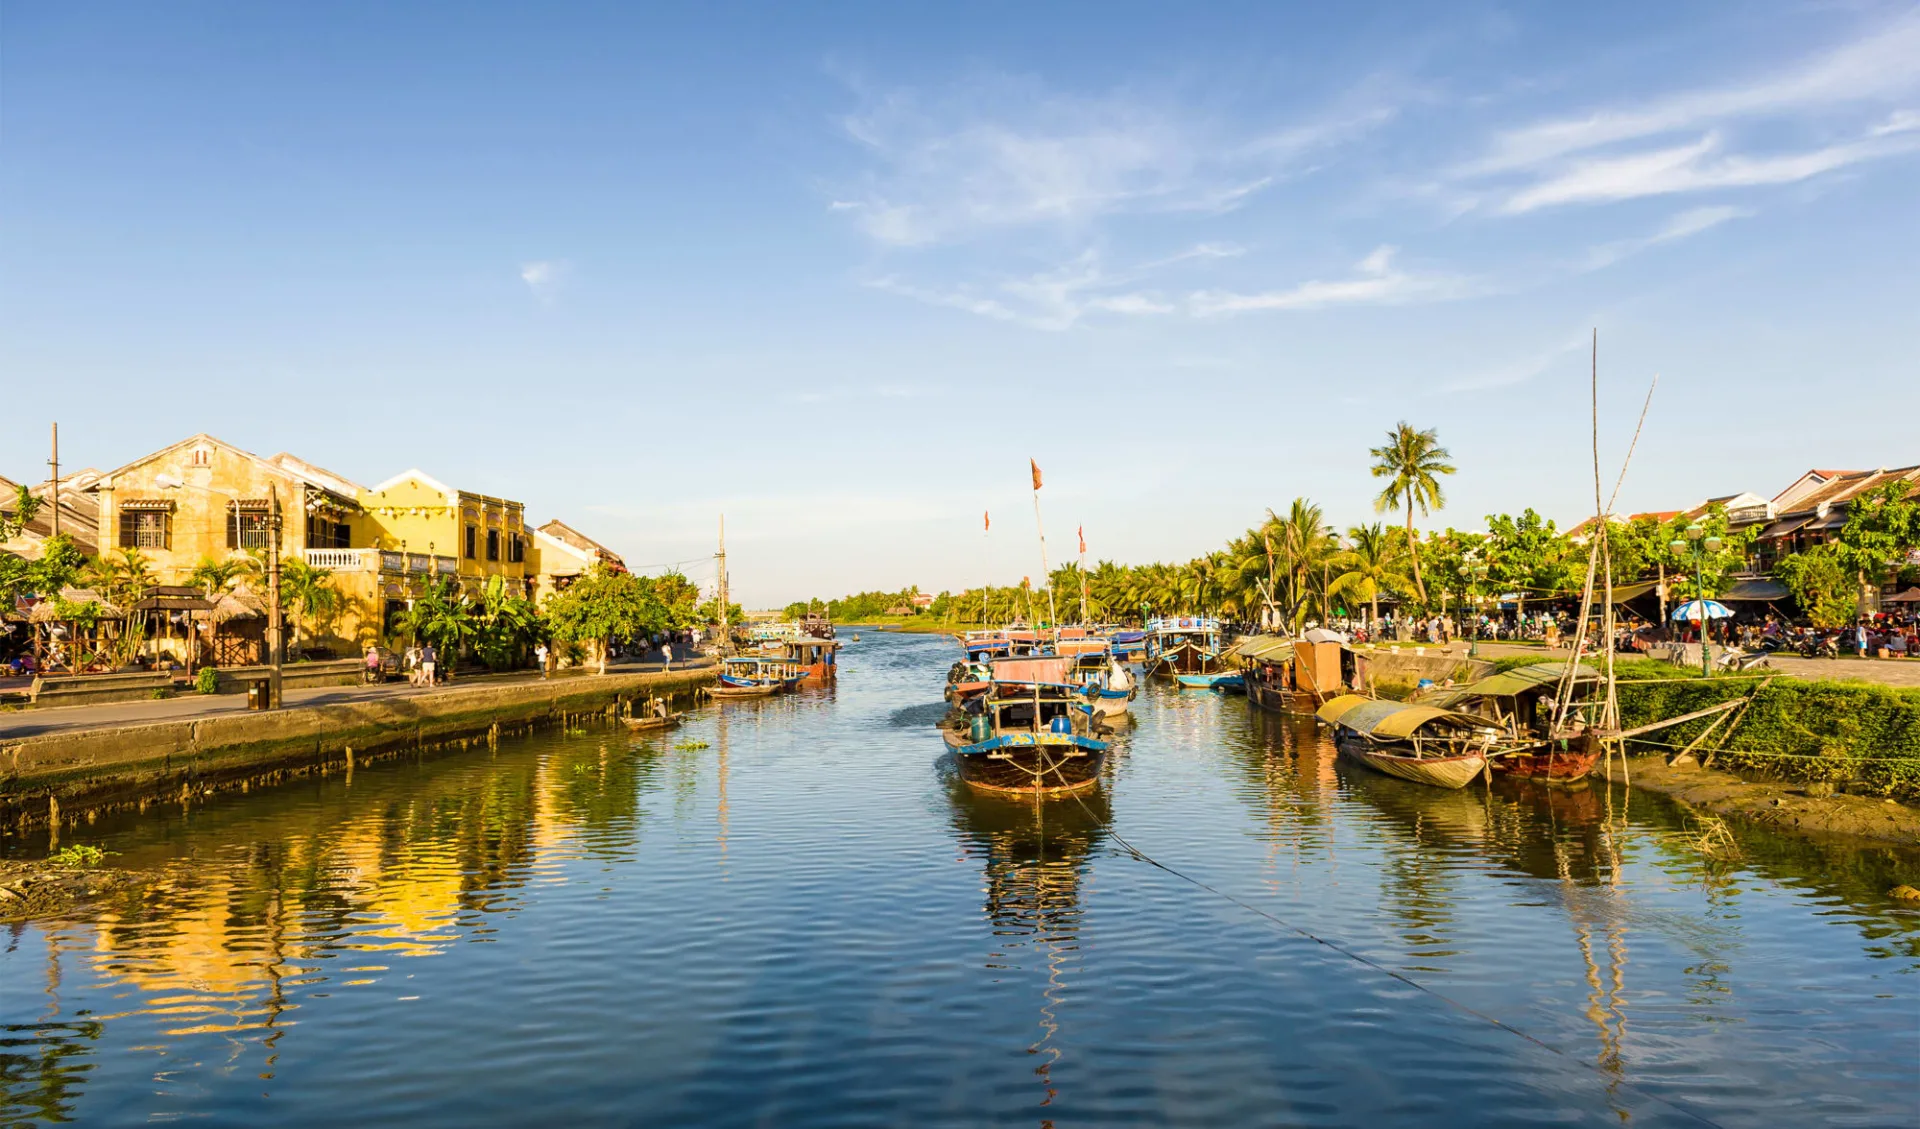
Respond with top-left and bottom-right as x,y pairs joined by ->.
1836,479 -> 1920,592
695,595 -> 747,627
1773,545 -> 1857,627
544,566 -> 671,674
474,575 -> 545,670
1652,505 -> 1752,601
1484,509 -> 1573,621
1423,528 -> 1488,617
1369,422 -> 1455,607
647,571 -> 703,629
1,484 -> 43,539
392,577 -> 476,659
0,533 -> 86,606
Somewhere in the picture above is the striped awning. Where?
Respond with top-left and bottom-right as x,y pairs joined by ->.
117,498 -> 176,512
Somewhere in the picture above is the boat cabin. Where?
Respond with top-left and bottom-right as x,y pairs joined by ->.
781,636 -> 840,682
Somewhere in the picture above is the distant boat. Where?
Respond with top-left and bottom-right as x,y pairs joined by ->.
711,656 -> 805,698
1143,616 -> 1229,682
1315,694 -> 1502,789
1107,630 -> 1147,662
942,679 -> 1108,796
780,636 -> 841,684
623,711 -> 684,732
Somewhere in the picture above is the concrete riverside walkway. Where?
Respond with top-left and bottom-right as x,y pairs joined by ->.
0,657 -> 715,741
1465,641 -> 1920,689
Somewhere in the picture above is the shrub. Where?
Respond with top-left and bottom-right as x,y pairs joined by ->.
195,667 -> 220,694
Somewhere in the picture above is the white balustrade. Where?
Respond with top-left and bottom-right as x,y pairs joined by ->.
304,548 -> 369,570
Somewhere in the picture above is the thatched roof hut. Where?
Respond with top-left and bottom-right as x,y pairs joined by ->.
28,587 -> 123,623
204,591 -> 267,625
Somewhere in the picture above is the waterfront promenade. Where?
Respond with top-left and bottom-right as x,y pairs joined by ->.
1467,641 -> 1920,688
0,657 -> 716,741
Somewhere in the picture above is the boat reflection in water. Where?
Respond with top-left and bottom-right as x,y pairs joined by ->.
946,776 -> 1111,1120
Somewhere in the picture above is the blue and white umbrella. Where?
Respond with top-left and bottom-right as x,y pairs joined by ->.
1671,599 -> 1733,622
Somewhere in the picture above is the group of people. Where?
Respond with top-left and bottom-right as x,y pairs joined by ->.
365,641 -> 440,686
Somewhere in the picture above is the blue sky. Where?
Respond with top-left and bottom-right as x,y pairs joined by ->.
3,2 -> 1916,605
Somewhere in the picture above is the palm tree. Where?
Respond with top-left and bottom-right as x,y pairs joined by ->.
1328,523 -> 1412,629
1369,422 -> 1455,607
1268,499 -> 1337,631
276,558 -> 338,654
188,556 -> 244,598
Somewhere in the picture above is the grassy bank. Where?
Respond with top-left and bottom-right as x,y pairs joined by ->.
1487,657 -> 1920,800
838,617 -> 979,635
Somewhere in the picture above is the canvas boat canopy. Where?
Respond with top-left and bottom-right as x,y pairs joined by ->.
990,656 -> 1071,683
1315,696 -> 1487,739
1223,635 -> 1296,663
1607,580 -> 1660,604
1425,662 -> 1598,707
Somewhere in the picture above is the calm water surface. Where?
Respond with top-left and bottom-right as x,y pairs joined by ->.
3,632 -> 1916,1127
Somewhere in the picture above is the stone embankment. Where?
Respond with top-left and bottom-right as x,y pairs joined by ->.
1,667 -> 715,831
1597,755 -> 1920,845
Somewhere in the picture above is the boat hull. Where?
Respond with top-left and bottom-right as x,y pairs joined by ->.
623,713 -> 684,732
947,733 -> 1107,796
711,683 -> 779,699
1085,689 -> 1132,719
1335,732 -> 1487,789
1491,734 -> 1602,783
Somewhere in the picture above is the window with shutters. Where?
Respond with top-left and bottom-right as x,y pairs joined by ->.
118,510 -> 172,549
507,535 -> 524,563
464,525 -> 477,559
486,529 -> 500,561
228,503 -> 274,550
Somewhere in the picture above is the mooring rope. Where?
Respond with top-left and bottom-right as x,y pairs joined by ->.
1056,784 -> 1729,1129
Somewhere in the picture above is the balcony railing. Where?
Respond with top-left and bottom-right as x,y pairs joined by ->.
303,549 -> 458,575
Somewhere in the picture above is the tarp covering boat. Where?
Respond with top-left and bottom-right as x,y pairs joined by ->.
1315,696 -> 1486,738
1425,661 -> 1600,706
990,656 -> 1071,684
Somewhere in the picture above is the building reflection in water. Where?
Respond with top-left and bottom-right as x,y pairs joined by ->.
946,777 -> 1110,1124
2,728 -> 668,1120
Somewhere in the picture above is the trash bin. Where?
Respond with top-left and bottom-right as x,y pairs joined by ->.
246,679 -> 271,710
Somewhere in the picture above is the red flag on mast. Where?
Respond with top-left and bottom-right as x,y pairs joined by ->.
1078,526 -> 1085,554
1030,458 -> 1042,491
984,511 -> 990,532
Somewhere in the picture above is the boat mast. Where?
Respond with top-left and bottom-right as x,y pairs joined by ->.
1030,458 -> 1058,628
717,514 -> 728,654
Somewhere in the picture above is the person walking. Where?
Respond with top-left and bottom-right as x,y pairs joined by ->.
660,640 -> 672,672
420,641 -> 437,686
534,641 -> 550,679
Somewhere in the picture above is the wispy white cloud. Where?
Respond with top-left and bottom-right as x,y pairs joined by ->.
519,260 -> 566,302
830,75 -> 1400,247
1440,330 -> 1591,393
1466,14 -> 1920,178
1454,15 -> 1920,213
1189,245 -> 1470,315
869,252 -> 1174,331
1501,119 -> 1920,213
1581,205 -> 1752,270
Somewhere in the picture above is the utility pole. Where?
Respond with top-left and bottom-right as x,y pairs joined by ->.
48,422 -> 60,538
267,484 -> 285,707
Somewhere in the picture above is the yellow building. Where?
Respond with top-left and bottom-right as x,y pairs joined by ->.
527,518 -> 628,600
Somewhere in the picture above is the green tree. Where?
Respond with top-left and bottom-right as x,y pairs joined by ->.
1836,479 -> 1920,594
1,484 -> 43,540
392,577 -> 476,659
1369,422 -> 1455,607
544,566 -> 670,674
474,575 -> 545,670
1653,506 -> 1752,602
276,557 -> 338,654
1485,510 -> 1573,621
1773,545 -> 1858,628
1328,523 -> 1412,627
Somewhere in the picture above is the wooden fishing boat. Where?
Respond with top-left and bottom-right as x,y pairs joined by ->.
1315,694 -> 1505,789
945,655 -> 1069,706
1423,662 -> 1606,783
711,655 -> 805,698
1143,616 -> 1228,681
1107,630 -> 1147,663
941,680 -> 1108,796
1174,671 -> 1242,691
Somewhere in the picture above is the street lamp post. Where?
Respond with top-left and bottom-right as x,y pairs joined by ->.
1670,522 -> 1724,677
1464,549 -> 1490,658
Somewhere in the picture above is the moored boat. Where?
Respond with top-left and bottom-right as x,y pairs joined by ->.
623,711 -> 685,732
1423,662 -> 1606,783
1143,616 -> 1228,681
1107,630 -> 1147,663
781,635 -> 841,683
1314,694 -> 1504,789
1065,646 -> 1135,719
712,655 -> 806,698
941,680 -> 1109,796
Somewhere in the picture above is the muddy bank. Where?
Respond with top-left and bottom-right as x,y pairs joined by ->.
1598,754 -> 1920,846
0,858 -> 150,922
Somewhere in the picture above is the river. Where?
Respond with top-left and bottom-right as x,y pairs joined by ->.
2,631 -> 1915,1127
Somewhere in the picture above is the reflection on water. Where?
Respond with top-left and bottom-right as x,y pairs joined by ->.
2,634 -> 1916,1128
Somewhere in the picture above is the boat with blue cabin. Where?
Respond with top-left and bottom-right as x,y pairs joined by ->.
1143,616 -> 1235,687
941,679 -> 1109,796
712,655 -> 807,698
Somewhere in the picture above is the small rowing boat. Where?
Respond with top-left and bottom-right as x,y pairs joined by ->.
624,711 -> 685,732
711,655 -> 806,698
